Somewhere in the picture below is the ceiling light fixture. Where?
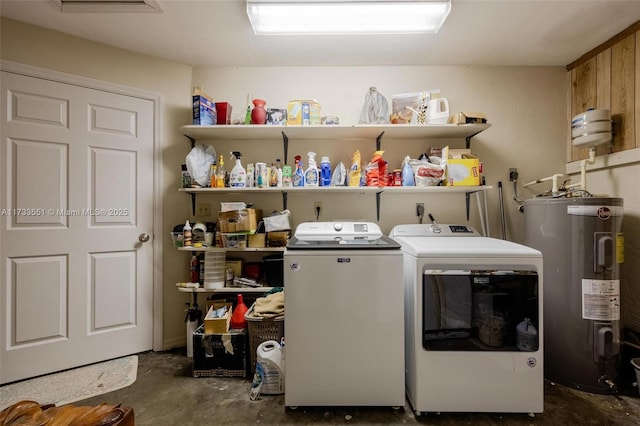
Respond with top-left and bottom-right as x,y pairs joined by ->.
246,0 -> 451,35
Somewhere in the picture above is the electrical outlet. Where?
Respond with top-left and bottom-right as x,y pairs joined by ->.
416,202 -> 424,216
509,168 -> 519,182
196,202 -> 211,217
313,201 -> 322,217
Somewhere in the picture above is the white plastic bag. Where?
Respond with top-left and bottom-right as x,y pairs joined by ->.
264,210 -> 291,232
186,144 -> 216,187
358,87 -> 390,124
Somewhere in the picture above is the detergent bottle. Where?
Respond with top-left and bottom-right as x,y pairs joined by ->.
401,156 -> 415,186
305,152 -> 319,187
320,156 -> 332,186
229,151 -> 246,187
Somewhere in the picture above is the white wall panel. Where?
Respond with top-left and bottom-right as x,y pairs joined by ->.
89,148 -> 135,225
89,104 -> 137,137
9,90 -> 68,128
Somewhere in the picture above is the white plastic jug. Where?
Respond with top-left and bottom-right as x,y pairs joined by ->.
426,97 -> 450,124
256,340 -> 285,395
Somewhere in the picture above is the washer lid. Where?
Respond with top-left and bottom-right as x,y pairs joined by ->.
294,221 -> 382,241
393,236 -> 542,258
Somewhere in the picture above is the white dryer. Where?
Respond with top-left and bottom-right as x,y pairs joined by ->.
390,223 -> 544,415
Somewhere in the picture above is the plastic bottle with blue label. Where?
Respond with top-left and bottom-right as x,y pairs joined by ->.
401,155 -> 415,186
320,156 -> 332,186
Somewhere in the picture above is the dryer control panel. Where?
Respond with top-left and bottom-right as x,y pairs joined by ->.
390,224 -> 479,238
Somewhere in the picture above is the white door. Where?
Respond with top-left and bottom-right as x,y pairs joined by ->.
0,70 -> 154,384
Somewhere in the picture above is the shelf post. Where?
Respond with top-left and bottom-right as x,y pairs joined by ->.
376,190 -> 382,221
281,131 -> 289,165
190,193 -> 196,216
281,191 -> 288,210
186,135 -> 195,149
376,131 -> 385,151
465,130 -> 482,149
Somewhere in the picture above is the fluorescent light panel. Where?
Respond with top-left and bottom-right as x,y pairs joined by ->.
246,1 -> 451,35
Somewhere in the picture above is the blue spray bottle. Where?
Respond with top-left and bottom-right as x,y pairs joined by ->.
320,156 -> 332,186
401,156 -> 415,186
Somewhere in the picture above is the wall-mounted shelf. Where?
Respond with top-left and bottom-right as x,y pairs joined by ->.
178,246 -> 285,253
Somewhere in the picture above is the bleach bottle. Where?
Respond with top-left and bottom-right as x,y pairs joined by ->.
320,156 -> 332,186
229,151 -> 246,187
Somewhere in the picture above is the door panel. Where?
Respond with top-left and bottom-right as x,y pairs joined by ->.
1,70 -> 154,384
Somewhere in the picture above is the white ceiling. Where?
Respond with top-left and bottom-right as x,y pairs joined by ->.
1,0 -> 639,68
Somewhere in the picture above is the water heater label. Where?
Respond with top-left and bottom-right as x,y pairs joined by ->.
581,279 -> 620,320
616,233 -> 624,263
567,205 -> 624,217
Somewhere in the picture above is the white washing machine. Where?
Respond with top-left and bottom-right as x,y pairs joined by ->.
390,223 -> 544,415
284,222 -> 404,407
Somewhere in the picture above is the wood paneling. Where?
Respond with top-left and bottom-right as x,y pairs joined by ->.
611,34 -> 636,152
568,26 -> 639,162
571,57 -> 597,161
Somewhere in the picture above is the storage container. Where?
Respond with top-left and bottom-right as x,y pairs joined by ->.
263,254 -> 284,286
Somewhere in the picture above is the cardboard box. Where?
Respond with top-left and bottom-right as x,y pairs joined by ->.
204,302 -> 232,334
225,258 -> 243,278
267,231 -> 290,247
192,325 -> 248,377
215,102 -> 232,125
287,100 -> 320,125
451,112 -> 488,124
248,233 -> 266,248
217,209 -> 262,233
192,90 -> 217,125
446,158 -> 480,186
266,108 -> 287,125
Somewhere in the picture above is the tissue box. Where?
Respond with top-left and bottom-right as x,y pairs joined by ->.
192,325 -> 247,378
446,158 -> 480,186
193,90 -> 217,125
217,209 -> 262,233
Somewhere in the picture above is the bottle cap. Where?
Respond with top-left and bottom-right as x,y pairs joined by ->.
321,156 -> 330,163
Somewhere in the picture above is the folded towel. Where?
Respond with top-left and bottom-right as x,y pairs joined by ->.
252,291 -> 285,318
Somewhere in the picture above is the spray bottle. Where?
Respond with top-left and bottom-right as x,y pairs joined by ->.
292,155 -> 304,187
305,151 -> 319,187
215,155 -> 225,188
229,151 -> 246,187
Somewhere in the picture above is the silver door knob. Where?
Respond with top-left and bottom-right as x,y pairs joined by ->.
138,233 -> 150,243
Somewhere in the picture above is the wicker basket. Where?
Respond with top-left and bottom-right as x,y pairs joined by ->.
244,303 -> 284,374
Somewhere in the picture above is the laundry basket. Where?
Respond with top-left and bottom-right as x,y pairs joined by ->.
245,303 -> 284,374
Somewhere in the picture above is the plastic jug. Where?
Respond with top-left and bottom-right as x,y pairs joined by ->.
426,97 -> 450,124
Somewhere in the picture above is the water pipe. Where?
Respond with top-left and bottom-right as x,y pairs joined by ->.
523,173 -> 565,195
565,147 -> 597,192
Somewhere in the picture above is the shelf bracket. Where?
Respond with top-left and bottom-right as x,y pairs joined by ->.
186,135 -> 195,149
376,131 -> 385,151
376,190 -> 383,222
190,193 -> 196,216
465,130 -> 482,149
281,131 -> 289,165
281,191 -> 288,210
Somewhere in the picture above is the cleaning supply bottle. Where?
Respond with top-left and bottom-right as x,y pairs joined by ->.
320,156 -> 332,186
229,151 -> 246,187
190,254 -> 199,283
216,155 -> 225,188
282,165 -> 292,187
401,156 -> 415,186
275,158 -> 283,187
209,160 -> 217,188
230,294 -> 249,329
292,155 -> 305,187
183,220 -> 193,247
269,162 -> 278,187
305,151 -> 319,187
246,163 -> 255,188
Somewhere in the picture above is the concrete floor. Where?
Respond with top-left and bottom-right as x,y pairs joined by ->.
75,349 -> 640,425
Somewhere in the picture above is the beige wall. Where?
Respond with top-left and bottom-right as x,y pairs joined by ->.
1,17 -> 193,349
9,16 -> 636,347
